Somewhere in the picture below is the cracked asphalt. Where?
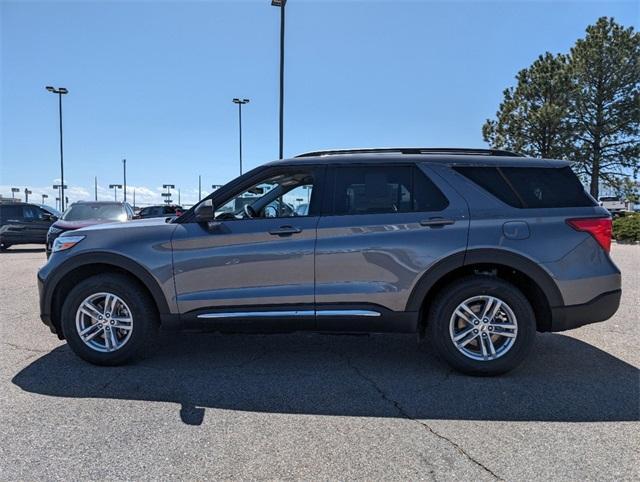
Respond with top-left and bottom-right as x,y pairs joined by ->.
1,245 -> 638,481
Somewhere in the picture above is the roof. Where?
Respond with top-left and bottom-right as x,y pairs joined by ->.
267,147 -> 570,168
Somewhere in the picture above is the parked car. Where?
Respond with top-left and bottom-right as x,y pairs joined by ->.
598,196 -> 627,216
0,202 -> 60,250
38,148 -> 621,375
46,201 -> 134,257
135,205 -> 184,219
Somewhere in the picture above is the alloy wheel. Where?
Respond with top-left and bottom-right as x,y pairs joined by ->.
75,292 -> 134,353
449,295 -> 518,361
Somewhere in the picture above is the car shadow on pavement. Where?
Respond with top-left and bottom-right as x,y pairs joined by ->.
12,332 -> 640,426
0,247 -> 46,254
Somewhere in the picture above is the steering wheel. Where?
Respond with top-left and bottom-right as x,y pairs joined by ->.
243,204 -> 256,219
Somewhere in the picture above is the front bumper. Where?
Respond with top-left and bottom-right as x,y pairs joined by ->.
37,270 -> 60,337
550,289 -> 622,332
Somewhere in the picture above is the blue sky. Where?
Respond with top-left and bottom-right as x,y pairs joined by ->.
1,0 -> 638,207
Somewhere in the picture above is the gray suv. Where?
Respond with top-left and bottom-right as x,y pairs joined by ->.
37,148 -> 622,375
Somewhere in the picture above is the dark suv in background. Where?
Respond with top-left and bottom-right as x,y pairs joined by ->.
0,202 -> 60,251
37,148 -> 621,375
46,201 -> 134,257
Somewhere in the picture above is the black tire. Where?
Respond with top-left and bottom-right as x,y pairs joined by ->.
0,243 -> 11,251
426,275 -> 536,376
61,273 -> 158,366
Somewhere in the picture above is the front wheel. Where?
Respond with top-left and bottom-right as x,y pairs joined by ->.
60,274 -> 158,365
427,276 -> 536,376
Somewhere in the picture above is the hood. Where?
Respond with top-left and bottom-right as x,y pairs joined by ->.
52,219 -> 115,230
72,216 -> 173,233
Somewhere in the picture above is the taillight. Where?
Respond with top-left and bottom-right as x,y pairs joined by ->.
567,217 -> 612,253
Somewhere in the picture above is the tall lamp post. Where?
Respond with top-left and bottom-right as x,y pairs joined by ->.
162,184 -> 175,204
10,187 -> 19,199
52,184 -> 67,210
271,0 -> 286,159
232,98 -> 250,175
45,86 -> 69,211
122,159 -> 127,202
109,184 -> 123,201
42,194 -> 49,204
24,189 -> 32,203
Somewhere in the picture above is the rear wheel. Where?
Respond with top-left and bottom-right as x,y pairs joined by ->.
61,274 -> 158,365
427,276 -> 536,376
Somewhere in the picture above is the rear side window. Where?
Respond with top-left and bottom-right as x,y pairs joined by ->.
454,166 -> 595,208
0,205 -> 24,222
332,166 -> 448,215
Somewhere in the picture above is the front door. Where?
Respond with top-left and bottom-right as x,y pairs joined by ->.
172,166 -> 324,330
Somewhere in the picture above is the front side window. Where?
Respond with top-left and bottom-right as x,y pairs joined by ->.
332,166 -> 448,215
214,170 -> 316,220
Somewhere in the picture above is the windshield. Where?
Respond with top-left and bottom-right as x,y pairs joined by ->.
62,204 -> 126,222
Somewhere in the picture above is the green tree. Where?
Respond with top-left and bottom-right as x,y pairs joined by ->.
568,17 -> 640,199
482,52 -> 573,158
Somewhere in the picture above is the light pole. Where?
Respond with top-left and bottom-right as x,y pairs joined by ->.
94,176 -> 98,201
163,184 -> 175,204
271,0 -> 286,159
52,184 -> 67,209
198,175 -> 202,201
24,189 -> 32,203
45,86 -> 69,211
109,184 -> 123,201
42,194 -> 48,204
55,197 -> 60,210
123,159 -> 127,202
10,187 -> 19,199
232,98 -> 250,175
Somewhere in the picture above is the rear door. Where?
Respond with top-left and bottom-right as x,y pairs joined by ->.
315,163 -> 469,329
0,204 -> 27,245
23,205 -> 51,243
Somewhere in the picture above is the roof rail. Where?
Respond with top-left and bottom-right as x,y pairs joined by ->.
294,147 -> 524,158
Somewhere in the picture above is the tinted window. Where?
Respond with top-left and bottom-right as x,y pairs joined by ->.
23,205 -> 41,220
332,166 -> 448,215
454,166 -> 595,208
453,166 -> 522,207
0,205 -> 23,222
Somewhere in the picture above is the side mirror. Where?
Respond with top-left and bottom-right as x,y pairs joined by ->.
41,213 -> 57,222
194,200 -> 214,223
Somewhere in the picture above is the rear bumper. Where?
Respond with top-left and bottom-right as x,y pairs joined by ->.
550,289 -> 621,332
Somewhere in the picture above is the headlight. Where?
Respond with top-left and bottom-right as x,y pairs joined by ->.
48,226 -> 63,236
52,235 -> 85,253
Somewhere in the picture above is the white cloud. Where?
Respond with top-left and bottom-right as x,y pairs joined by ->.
0,181 -> 206,209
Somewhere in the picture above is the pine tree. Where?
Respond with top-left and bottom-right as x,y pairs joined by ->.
568,17 -> 640,199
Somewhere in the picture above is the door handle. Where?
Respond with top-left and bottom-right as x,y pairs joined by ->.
269,226 -> 302,236
420,217 -> 455,228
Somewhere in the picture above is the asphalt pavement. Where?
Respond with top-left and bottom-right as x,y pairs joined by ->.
1,244 -> 638,481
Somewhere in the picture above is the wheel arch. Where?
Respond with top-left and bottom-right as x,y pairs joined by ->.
407,248 -> 563,333
47,252 -> 174,336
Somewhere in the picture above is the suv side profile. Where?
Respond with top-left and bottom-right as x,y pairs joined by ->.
37,148 -> 621,375
0,202 -> 59,251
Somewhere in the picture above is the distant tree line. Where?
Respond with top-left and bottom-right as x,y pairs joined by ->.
483,17 -> 639,199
